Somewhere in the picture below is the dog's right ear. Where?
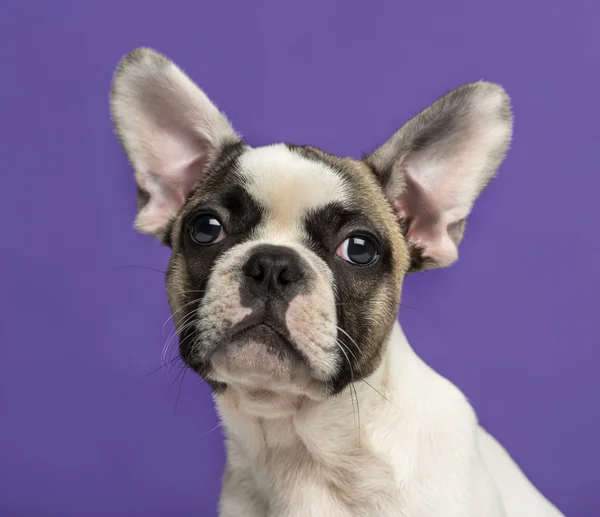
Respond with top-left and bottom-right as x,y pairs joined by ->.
110,48 -> 240,240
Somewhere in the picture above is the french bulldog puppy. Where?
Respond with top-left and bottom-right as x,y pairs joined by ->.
110,48 -> 564,517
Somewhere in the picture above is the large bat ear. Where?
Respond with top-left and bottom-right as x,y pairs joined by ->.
365,81 -> 512,271
110,48 -> 240,240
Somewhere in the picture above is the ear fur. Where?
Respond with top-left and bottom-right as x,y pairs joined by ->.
365,81 -> 512,271
110,48 -> 240,240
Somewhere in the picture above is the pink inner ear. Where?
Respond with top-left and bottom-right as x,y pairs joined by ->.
129,108 -> 230,235
367,82 -> 511,268
134,143 -> 211,235
111,48 -> 240,237
395,173 -> 461,267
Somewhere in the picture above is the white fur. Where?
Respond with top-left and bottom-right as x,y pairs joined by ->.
239,145 -> 349,236
216,323 -> 564,517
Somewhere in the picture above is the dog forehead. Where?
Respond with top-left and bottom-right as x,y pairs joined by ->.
237,145 -> 349,220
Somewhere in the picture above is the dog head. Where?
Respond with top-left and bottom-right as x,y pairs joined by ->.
111,48 -> 512,413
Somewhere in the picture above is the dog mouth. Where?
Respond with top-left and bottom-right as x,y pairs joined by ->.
201,310 -> 314,385
229,321 -> 301,358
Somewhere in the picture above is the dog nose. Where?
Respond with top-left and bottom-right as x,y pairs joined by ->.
242,245 -> 304,300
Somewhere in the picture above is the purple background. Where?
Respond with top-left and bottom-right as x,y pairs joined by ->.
1,1 -> 598,516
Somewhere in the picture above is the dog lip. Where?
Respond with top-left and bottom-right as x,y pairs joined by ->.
234,322 -> 289,344
230,321 -> 300,355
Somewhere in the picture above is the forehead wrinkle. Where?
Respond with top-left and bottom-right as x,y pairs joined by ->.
237,145 -> 350,233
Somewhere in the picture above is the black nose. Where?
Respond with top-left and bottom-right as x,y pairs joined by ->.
242,245 -> 305,300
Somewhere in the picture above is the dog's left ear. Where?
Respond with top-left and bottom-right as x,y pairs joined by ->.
365,81 -> 512,271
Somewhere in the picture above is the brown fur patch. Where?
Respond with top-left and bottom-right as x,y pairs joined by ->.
287,145 -> 409,388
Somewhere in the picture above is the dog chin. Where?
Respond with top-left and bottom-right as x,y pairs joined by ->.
208,325 -> 329,399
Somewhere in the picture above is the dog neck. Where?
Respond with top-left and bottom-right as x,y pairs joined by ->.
214,321 -> 479,515
215,321 -> 461,466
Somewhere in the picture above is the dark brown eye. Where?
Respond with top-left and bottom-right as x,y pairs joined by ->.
190,214 -> 225,245
336,235 -> 378,266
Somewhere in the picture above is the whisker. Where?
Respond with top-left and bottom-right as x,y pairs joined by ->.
167,365 -> 187,393
162,307 -> 200,367
348,380 -> 357,433
334,338 -> 360,445
114,265 -> 166,275
399,303 -> 424,313
204,422 -> 223,435
136,356 -> 181,380
361,379 -> 397,408
351,382 -> 361,447
336,338 -> 358,363
334,300 -> 424,314
162,297 -> 204,336
333,325 -> 364,446
171,289 -> 207,296
336,326 -> 361,353
336,326 -> 396,423
163,319 -> 199,372
164,310 -> 198,348
174,367 -> 189,414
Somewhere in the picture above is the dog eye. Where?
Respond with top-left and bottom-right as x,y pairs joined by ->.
190,214 -> 225,245
336,235 -> 379,266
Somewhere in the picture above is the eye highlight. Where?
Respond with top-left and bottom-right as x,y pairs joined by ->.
190,214 -> 225,245
336,235 -> 379,266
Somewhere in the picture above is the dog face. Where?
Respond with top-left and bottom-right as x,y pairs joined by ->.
111,48 -> 512,407
162,143 -> 409,401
